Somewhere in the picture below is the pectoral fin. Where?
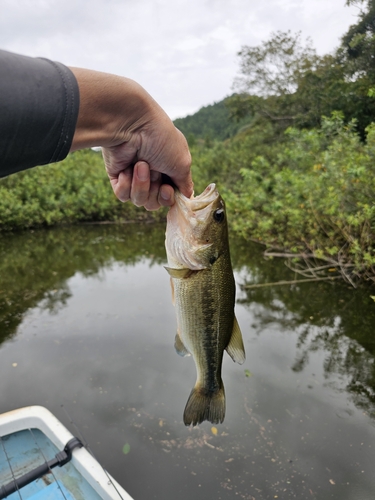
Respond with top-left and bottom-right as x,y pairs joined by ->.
226,316 -> 246,364
165,267 -> 193,279
174,332 -> 191,357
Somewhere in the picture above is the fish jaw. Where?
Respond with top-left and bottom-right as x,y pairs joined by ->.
165,183 -> 220,271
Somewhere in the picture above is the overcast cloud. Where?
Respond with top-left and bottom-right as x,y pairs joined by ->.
1,0 -> 358,119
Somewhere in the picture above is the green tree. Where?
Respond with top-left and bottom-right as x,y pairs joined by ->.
336,0 -> 375,135
341,0 -> 375,80
228,19 -> 375,136
228,31 -> 321,127
233,30 -> 319,97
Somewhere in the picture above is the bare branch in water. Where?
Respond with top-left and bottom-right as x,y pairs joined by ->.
241,276 -> 341,289
262,250 -> 360,288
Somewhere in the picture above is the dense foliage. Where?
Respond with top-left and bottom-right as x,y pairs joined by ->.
189,113 -> 375,282
0,150 -> 165,231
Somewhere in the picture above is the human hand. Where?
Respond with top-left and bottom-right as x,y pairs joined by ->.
69,68 -> 193,210
102,115 -> 193,211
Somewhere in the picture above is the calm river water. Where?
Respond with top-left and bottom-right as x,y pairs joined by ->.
0,223 -> 375,500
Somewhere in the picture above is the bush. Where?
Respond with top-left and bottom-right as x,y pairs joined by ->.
0,150 -> 165,231
225,114 -> 375,280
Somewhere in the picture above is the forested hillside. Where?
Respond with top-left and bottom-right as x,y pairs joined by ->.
173,97 -> 252,144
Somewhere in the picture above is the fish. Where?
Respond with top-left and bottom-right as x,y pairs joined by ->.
165,183 -> 245,426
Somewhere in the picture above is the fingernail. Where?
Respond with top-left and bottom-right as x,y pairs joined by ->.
160,188 -> 171,201
137,162 -> 149,182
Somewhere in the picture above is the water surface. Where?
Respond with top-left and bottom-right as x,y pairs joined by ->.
0,224 -> 375,500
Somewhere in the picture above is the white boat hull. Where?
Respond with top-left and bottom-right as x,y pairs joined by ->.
0,406 -> 133,500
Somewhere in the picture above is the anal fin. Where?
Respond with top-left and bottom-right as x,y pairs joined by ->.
226,315 -> 246,364
174,332 -> 190,357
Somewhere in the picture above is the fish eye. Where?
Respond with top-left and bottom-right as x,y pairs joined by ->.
213,208 -> 225,223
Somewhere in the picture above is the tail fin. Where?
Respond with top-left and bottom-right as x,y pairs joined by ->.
183,383 -> 225,426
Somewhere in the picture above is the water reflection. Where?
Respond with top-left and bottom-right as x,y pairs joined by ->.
0,224 -> 166,343
233,238 -> 375,419
0,224 -> 375,499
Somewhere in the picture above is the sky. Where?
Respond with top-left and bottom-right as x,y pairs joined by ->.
0,0 -> 359,120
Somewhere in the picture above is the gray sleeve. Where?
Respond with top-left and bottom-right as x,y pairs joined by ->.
0,49 -> 80,177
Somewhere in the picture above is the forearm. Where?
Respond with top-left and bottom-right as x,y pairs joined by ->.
69,68 -> 164,151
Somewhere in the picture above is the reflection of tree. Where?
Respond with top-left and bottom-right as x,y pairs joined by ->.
38,285 -> 72,315
231,237 -> 375,418
0,223 -> 167,343
292,322 -> 375,415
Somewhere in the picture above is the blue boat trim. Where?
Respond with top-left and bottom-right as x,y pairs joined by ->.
26,481 -> 75,500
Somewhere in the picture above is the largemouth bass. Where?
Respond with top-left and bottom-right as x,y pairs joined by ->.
165,183 -> 245,426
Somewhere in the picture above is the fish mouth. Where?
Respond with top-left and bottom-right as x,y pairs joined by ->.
175,183 -> 219,220
166,184 -> 220,270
